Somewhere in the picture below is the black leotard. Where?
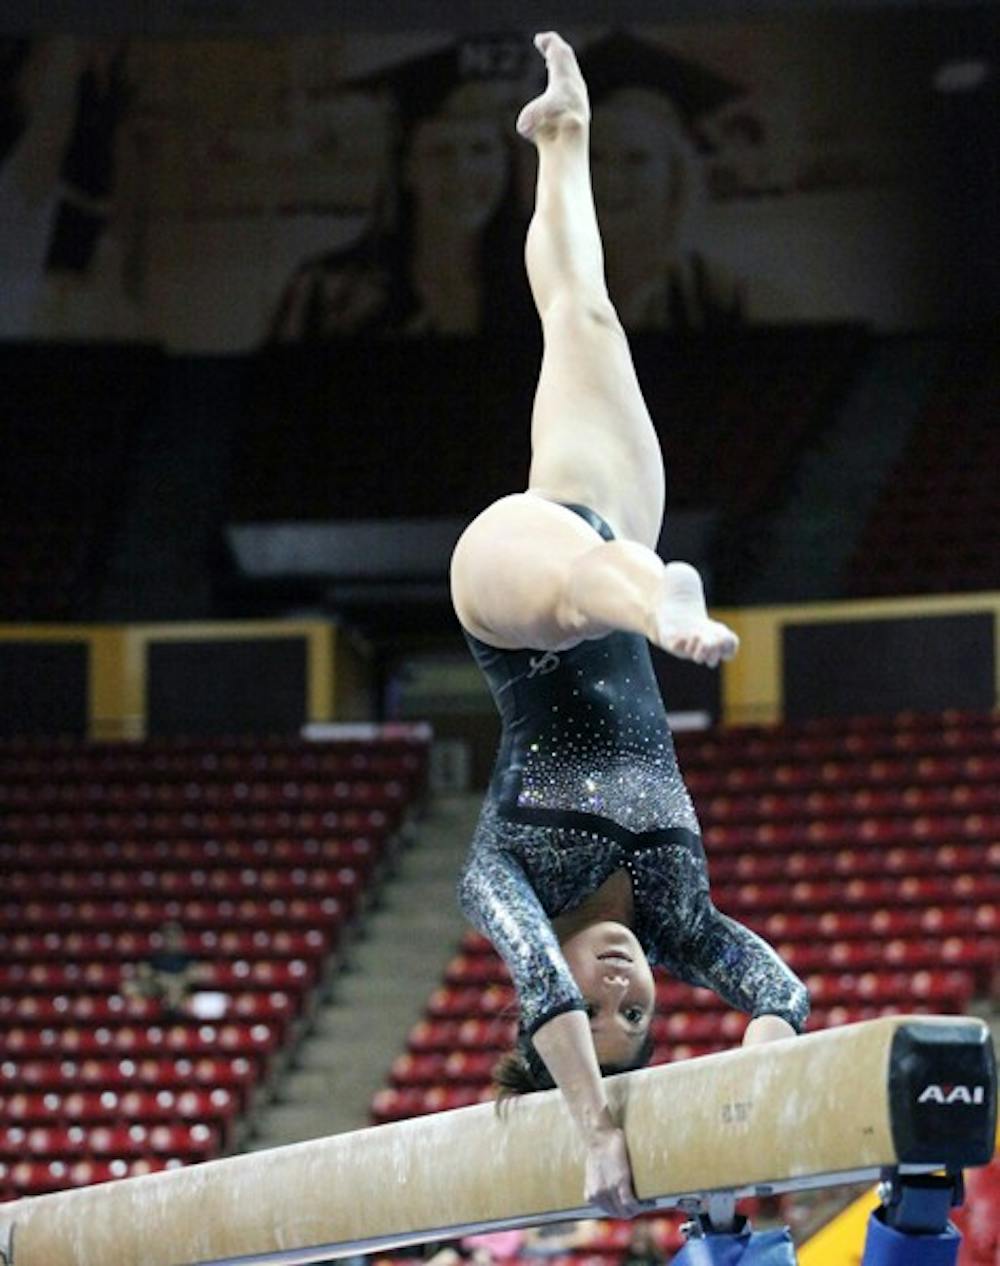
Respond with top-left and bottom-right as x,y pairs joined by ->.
457,504 -> 809,1037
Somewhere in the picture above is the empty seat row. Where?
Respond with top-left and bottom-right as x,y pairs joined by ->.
684,755 -> 1000,794
0,807 -> 393,840
803,970 -> 974,1006
759,710 -> 995,737
0,734 -> 429,759
0,1122 -> 218,1162
704,842 -> 995,881
0,835 -> 381,872
0,1087 -> 237,1127
0,1156 -> 177,1201
371,1085 -> 488,1122
675,716 -> 999,766
0,958 -> 316,994
1,896 -> 348,932
753,904 -> 997,940
3,1021 -> 280,1060
0,780 -> 409,812
20,838 -> 990,888
0,991 -> 298,1028
390,1051 -> 498,1088
705,814 -> 999,850
710,874 -> 998,911
699,785 -> 997,822
25,740 -> 1000,797
783,937 -> 994,978
0,928 -> 331,963
0,1056 -> 257,1097
3,865 -> 363,900
0,750 -> 425,782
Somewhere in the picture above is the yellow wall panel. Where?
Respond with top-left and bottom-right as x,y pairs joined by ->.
0,619 -> 354,739
1,593 -> 995,738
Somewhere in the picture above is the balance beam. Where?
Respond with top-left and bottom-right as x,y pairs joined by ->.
0,1015 -> 994,1266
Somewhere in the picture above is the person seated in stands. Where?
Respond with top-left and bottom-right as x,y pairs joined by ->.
124,921 -> 196,1016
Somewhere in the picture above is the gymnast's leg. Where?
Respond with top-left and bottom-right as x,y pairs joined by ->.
451,33 -> 737,667
518,34 -> 664,551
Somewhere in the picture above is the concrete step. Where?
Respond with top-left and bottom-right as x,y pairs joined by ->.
248,792 -> 481,1146
246,1102 -> 343,1148
274,1067 -> 335,1103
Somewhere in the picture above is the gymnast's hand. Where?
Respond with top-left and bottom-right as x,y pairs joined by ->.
584,1124 -> 642,1219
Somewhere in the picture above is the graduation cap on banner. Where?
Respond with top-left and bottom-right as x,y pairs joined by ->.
350,34 -> 532,125
578,29 -> 744,132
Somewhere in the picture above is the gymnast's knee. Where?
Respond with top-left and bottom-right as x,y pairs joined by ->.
540,288 -> 625,340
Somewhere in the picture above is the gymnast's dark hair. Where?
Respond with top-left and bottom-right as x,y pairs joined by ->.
493,1024 -> 655,1103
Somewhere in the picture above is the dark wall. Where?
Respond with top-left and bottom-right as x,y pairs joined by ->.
783,612 -> 996,720
0,640 -> 89,737
147,636 -> 309,736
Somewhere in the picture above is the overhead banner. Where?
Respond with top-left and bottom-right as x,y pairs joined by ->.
0,13 -> 994,348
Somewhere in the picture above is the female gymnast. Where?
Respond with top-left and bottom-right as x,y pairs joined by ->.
450,33 -> 809,1220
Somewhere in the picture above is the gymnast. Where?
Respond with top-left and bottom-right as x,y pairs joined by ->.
450,33 -> 809,1221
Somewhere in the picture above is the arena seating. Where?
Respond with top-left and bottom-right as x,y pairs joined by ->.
370,709 -> 997,1258
0,734 -> 428,1202
848,334 -> 1000,597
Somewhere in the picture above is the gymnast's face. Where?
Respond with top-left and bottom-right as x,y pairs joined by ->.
561,921 -> 655,1066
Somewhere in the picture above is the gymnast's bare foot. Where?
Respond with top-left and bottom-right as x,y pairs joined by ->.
654,562 -> 739,669
516,31 -> 590,141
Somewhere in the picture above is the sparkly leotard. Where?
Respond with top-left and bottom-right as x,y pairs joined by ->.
457,504 -> 809,1037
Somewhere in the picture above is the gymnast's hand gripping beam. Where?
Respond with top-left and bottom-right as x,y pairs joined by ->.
0,1015 -> 994,1266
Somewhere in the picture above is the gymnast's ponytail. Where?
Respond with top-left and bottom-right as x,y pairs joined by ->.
493,1042 -> 554,1100
492,1027 -> 655,1106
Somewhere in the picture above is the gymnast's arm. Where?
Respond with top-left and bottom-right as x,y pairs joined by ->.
532,1012 -> 642,1218
671,894 -> 810,1037
458,847 -> 641,1218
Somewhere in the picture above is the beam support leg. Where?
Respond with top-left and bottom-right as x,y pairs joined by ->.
675,1197 -> 798,1265
861,1174 -> 963,1266
673,1223 -> 798,1264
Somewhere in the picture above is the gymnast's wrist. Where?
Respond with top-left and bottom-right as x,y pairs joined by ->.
578,1103 -> 617,1143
